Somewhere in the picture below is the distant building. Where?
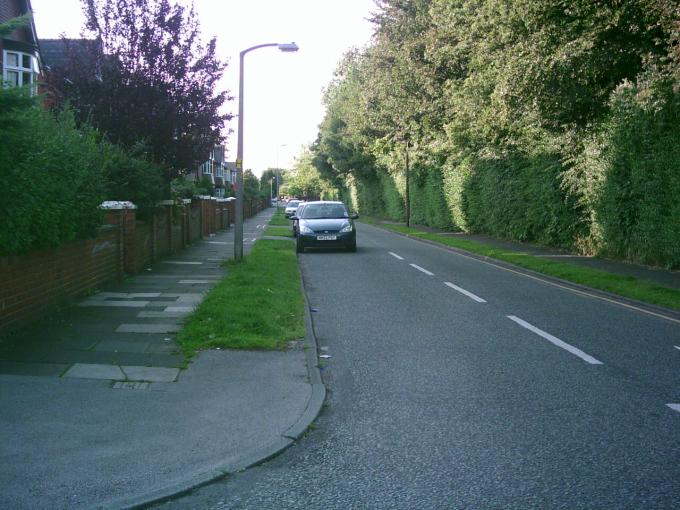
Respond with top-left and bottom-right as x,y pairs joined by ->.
1,0 -> 41,93
190,145 -> 236,198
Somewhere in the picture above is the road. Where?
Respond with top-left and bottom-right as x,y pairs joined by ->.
154,223 -> 680,509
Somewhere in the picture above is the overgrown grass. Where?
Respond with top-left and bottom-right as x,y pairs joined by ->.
177,239 -> 305,355
264,226 -> 293,237
361,219 -> 680,311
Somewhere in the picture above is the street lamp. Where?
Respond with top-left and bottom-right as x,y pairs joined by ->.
234,42 -> 299,261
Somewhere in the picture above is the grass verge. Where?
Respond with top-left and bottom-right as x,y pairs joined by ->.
264,226 -> 293,237
360,218 -> 680,311
177,239 -> 305,355
268,211 -> 291,226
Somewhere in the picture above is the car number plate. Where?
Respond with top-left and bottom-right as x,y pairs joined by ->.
317,235 -> 337,241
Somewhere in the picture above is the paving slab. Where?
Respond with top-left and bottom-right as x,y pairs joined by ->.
79,300 -> 149,308
56,338 -> 99,350
164,306 -> 196,313
0,361 -> 69,377
121,365 -> 180,382
2,349 -> 184,367
136,311 -> 191,318
63,363 -> 126,380
94,340 -> 151,353
115,323 -> 182,334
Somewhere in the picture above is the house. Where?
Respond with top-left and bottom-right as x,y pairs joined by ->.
192,145 -> 237,198
1,0 -> 40,92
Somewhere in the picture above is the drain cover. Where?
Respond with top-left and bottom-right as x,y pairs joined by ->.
112,381 -> 150,390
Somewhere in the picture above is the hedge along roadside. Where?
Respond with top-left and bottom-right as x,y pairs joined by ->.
360,218 -> 680,313
0,88 -> 165,256
176,238 -> 305,355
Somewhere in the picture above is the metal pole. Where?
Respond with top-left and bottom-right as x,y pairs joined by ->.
234,50 -> 245,261
233,43 -> 294,261
405,140 -> 410,228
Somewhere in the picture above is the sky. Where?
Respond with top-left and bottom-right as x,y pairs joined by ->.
30,0 -> 377,176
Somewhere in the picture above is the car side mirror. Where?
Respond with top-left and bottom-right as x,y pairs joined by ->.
350,213 -> 359,220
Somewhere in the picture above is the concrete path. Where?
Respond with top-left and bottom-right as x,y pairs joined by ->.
0,208 -> 323,510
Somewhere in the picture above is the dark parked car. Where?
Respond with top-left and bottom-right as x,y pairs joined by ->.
295,201 -> 358,253
292,202 -> 308,237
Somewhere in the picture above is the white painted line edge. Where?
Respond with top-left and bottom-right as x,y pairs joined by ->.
674,346 -> 680,351
374,224 -> 680,326
409,263 -> 434,276
444,282 -> 487,303
507,315 -> 603,365
389,252 -> 405,260
667,404 -> 680,413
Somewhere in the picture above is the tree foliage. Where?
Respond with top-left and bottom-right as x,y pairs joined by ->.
47,0 -> 230,180
312,0 -> 680,267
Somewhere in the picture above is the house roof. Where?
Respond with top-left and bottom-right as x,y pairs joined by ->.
39,38 -> 99,71
1,0 -> 39,52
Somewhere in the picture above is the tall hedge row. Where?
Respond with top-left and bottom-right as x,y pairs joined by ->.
572,82 -> 680,267
0,89 -> 164,256
315,0 -> 680,269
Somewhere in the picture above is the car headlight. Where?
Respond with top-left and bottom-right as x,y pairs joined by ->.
340,223 -> 354,233
299,225 -> 314,234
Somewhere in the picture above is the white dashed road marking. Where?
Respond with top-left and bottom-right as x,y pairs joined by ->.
162,261 -> 203,265
444,282 -> 487,303
667,404 -> 680,413
389,252 -> 405,260
507,315 -> 603,365
410,264 -> 434,276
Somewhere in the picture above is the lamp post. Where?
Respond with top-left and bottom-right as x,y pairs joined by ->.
234,42 -> 299,261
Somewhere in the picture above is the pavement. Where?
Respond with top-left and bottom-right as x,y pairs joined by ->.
0,207 -> 324,510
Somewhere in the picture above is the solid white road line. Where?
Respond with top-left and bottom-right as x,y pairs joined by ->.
410,264 -> 434,276
389,252 -> 405,260
444,282 -> 487,303
675,346 -> 680,351
507,315 -> 603,365
667,404 -> 680,413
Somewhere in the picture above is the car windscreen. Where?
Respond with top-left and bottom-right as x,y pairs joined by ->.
301,204 -> 348,219
287,200 -> 300,208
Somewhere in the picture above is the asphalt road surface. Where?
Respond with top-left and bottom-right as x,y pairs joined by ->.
154,223 -> 680,509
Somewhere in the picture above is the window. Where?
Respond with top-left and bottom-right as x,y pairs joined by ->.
3,50 -> 39,93
215,188 -> 225,198
201,160 -> 213,175
216,164 -> 224,178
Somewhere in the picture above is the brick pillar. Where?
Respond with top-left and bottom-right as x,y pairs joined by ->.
101,201 -> 138,276
167,203 -> 174,253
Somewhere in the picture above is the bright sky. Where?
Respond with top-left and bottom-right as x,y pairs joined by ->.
30,0 -> 377,176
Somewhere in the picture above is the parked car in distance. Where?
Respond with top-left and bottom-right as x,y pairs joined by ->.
284,199 -> 301,218
292,202 -> 308,236
295,201 -> 358,253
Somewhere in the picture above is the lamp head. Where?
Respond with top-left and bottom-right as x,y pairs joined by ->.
278,42 -> 299,52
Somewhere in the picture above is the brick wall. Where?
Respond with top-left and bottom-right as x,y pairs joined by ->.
0,227 -> 120,333
0,197 -> 235,335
